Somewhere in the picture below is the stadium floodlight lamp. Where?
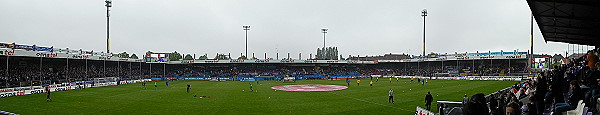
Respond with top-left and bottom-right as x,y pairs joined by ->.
321,28 -> 328,33
421,9 -> 427,16
243,25 -> 251,30
105,0 -> 112,7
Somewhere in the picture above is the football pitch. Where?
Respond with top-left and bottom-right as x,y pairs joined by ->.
0,79 -> 517,114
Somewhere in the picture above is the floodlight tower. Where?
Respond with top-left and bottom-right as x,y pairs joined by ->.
243,25 -> 251,57
105,0 -> 112,53
321,28 -> 328,48
421,9 -> 427,57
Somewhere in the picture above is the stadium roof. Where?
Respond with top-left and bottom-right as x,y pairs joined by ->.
526,0 -> 600,46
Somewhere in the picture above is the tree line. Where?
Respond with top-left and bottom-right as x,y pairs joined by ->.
114,47 -> 341,61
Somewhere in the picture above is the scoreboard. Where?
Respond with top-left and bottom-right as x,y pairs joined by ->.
145,53 -> 169,62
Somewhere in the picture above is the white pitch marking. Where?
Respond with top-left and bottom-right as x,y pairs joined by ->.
328,92 -> 412,112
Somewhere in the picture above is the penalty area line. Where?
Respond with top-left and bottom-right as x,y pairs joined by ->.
328,92 -> 412,112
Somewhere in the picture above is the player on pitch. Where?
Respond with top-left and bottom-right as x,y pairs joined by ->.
249,83 -> 254,92
370,80 -> 373,88
154,81 -> 157,89
388,88 -> 394,103
45,86 -> 52,102
357,79 -> 360,86
187,84 -> 191,93
346,78 -> 350,86
425,92 -> 434,110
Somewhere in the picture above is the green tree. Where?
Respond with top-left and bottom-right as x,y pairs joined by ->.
214,54 -> 229,60
315,47 -> 339,60
121,52 -> 130,58
112,52 -> 130,58
333,47 -> 339,60
183,54 -> 194,60
316,48 -> 322,59
130,54 -> 139,59
169,51 -> 183,61
198,54 -> 208,60
238,55 -> 248,60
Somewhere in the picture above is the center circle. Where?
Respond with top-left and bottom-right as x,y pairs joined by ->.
301,86 -> 317,88
271,84 -> 348,92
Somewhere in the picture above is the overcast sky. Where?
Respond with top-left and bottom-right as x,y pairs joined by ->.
0,0 -> 595,59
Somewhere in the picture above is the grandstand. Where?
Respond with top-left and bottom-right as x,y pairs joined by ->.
0,42 -> 534,89
1,0 -> 599,114
0,41 -> 553,115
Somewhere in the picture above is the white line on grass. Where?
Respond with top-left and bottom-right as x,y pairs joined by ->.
328,92 -> 413,112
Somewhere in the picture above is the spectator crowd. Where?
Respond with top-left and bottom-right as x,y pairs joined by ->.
449,48 -> 599,115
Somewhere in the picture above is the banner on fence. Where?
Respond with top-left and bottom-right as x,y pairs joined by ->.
0,79 -> 151,98
416,106 -> 435,115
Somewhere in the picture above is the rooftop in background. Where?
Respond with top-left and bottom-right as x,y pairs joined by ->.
347,53 -> 411,61
567,53 -> 586,59
348,51 -> 530,61
0,42 -> 111,56
527,0 -> 600,46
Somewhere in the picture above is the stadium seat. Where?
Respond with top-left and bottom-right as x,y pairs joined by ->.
597,98 -> 600,115
563,100 -> 584,115
446,107 -> 463,115
0,111 -> 17,115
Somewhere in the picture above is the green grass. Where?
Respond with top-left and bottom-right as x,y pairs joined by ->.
0,79 -> 517,114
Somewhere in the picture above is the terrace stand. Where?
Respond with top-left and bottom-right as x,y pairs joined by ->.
67,57 -> 69,84
85,58 -> 88,84
117,60 -> 120,78
103,59 -> 106,78
4,56 -> 8,88
39,56 -> 42,86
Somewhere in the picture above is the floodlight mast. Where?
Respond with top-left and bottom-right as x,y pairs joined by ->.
243,25 -> 251,57
105,0 -> 112,53
421,9 -> 427,57
321,28 -> 328,48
